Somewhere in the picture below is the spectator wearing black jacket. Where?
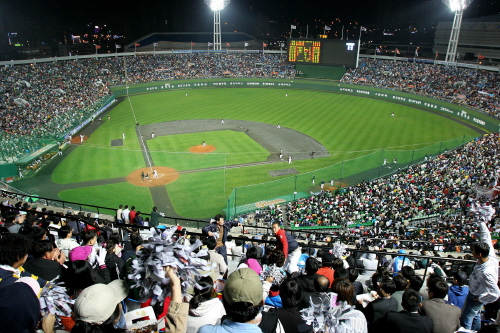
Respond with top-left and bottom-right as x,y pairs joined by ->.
297,257 -> 320,293
23,239 -> 66,281
104,239 -> 124,281
359,278 -> 398,332
380,289 -> 433,333
202,214 -> 241,264
270,278 -> 312,333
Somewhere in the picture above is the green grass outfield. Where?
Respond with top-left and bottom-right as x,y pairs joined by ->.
148,131 -> 269,170
52,85 -> 482,218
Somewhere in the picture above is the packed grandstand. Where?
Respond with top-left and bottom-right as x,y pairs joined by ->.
1,54 -> 499,161
0,53 -> 296,161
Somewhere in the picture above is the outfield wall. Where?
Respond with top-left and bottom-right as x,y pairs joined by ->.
295,65 -> 347,80
112,78 -> 500,132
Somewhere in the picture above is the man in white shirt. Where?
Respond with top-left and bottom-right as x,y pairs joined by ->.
122,205 -> 130,224
55,225 -> 80,260
460,203 -> 500,331
203,237 -> 227,280
225,235 -> 236,260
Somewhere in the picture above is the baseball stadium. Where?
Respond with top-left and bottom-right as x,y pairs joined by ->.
1,51 -> 499,223
0,38 -> 500,333
4,1 -> 500,330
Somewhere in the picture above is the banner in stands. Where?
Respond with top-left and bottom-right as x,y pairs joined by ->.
67,96 -> 116,137
112,78 -> 499,132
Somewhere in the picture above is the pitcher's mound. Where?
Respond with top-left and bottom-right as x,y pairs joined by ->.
126,167 -> 180,187
190,145 -> 216,153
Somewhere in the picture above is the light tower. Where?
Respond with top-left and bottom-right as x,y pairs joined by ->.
443,0 -> 472,63
205,0 -> 230,50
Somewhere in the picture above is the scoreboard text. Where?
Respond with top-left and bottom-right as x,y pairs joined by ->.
288,40 -> 321,64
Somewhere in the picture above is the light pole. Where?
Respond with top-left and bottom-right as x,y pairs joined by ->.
205,0 -> 230,51
443,0 -> 472,63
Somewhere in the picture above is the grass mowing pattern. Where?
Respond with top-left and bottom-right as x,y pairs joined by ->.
133,89 -> 475,152
52,87 -> 480,218
52,145 -> 146,184
165,169 -> 226,218
52,107 -> 145,184
148,131 -> 269,171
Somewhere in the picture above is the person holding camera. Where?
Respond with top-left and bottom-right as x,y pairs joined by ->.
23,239 -> 66,281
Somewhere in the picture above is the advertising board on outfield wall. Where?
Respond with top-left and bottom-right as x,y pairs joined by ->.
113,78 -> 500,132
67,96 -> 117,137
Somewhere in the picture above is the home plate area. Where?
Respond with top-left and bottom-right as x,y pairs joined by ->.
126,167 -> 180,187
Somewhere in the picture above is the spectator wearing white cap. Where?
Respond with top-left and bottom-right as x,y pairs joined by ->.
72,266 -> 188,333
72,279 -> 129,332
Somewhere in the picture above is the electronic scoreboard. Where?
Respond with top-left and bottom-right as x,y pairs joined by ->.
288,40 -> 321,64
287,39 -> 359,68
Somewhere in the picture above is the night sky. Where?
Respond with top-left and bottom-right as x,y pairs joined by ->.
0,0 -> 498,44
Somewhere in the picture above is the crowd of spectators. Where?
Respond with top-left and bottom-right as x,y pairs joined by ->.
2,55 -> 499,163
0,53 -> 294,161
0,60 -> 113,161
341,58 -> 500,118
243,132 -> 500,251
0,203 -> 499,333
116,53 -> 295,84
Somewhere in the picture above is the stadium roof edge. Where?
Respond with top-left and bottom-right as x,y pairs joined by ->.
125,32 -> 262,50
463,14 -> 500,22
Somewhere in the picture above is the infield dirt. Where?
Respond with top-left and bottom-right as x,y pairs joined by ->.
126,166 -> 180,187
189,144 -> 216,153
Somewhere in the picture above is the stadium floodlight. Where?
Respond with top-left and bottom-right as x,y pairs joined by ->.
442,0 -> 473,63
205,0 -> 230,51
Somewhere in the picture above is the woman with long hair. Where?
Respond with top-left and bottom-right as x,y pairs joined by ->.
187,276 -> 226,333
269,278 -> 311,333
104,239 -> 124,281
63,260 -> 101,299
329,280 -> 368,333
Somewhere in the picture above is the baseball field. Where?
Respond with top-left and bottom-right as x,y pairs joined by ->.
13,78 -> 486,220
